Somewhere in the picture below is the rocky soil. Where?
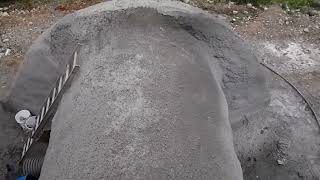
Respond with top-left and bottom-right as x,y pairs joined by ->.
0,4 -> 65,180
221,2 -> 320,180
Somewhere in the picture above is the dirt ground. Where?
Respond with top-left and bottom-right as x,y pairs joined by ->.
0,5 -> 64,180
0,1 -> 319,179
226,4 -> 320,179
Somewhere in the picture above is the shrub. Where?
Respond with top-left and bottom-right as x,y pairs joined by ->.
192,0 -> 314,8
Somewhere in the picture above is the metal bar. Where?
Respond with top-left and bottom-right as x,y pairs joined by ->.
22,144 -> 26,157
40,107 -> 45,122
52,88 -> 56,101
64,65 -> 70,83
31,49 -> 80,138
21,46 -> 80,161
45,98 -> 50,113
35,116 -> 40,130
58,77 -> 63,93
72,51 -> 77,69
260,62 -> 320,131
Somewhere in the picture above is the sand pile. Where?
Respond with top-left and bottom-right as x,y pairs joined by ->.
2,0 -> 269,179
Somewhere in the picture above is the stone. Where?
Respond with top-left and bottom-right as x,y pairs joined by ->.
282,3 -> 290,11
4,49 -> 11,56
279,19 -> 284,25
183,0 -> 190,3
308,9 -> 319,16
247,3 -> 253,8
2,39 -> 9,43
233,10 -> 238,15
231,18 -> 236,23
227,2 -> 234,8
243,10 -> 249,14
303,28 -> 309,33
277,159 -> 285,165
1,12 -> 9,17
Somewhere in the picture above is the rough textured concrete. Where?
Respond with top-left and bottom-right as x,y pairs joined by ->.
234,71 -> 320,179
3,0 -> 270,179
3,0 -> 269,119
232,43 -> 320,179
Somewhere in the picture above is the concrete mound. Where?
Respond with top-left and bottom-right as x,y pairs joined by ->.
3,0 -> 269,179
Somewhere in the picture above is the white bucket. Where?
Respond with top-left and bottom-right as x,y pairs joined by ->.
15,110 -> 31,124
26,116 -> 37,129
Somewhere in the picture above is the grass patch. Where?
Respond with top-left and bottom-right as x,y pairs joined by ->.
192,0 -> 314,8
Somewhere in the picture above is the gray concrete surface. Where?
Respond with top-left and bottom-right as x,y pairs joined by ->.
234,72 -> 320,179
2,0 -> 270,179
237,42 -> 320,179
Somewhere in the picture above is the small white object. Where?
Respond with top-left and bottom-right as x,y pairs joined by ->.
40,107 -> 45,122
64,65 -> 70,82
232,10 -> 238,15
15,110 -> 31,124
52,87 -> 56,101
58,77 -> 63,92
2,12 -> 9,17
46,98 -> 50,113
2,39 -> 9,43
73,51 -> 77,68
277,159 -> 285,165
25,116 -> 37,129
4,49 -> 11,56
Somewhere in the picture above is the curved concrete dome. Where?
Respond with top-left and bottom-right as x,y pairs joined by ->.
4,0 -> 269,179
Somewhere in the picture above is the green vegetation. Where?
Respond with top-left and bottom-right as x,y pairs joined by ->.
193,0 -> 315,8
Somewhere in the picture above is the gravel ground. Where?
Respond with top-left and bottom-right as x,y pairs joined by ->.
228,3 -> 320,180
0,5 -> 64,180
